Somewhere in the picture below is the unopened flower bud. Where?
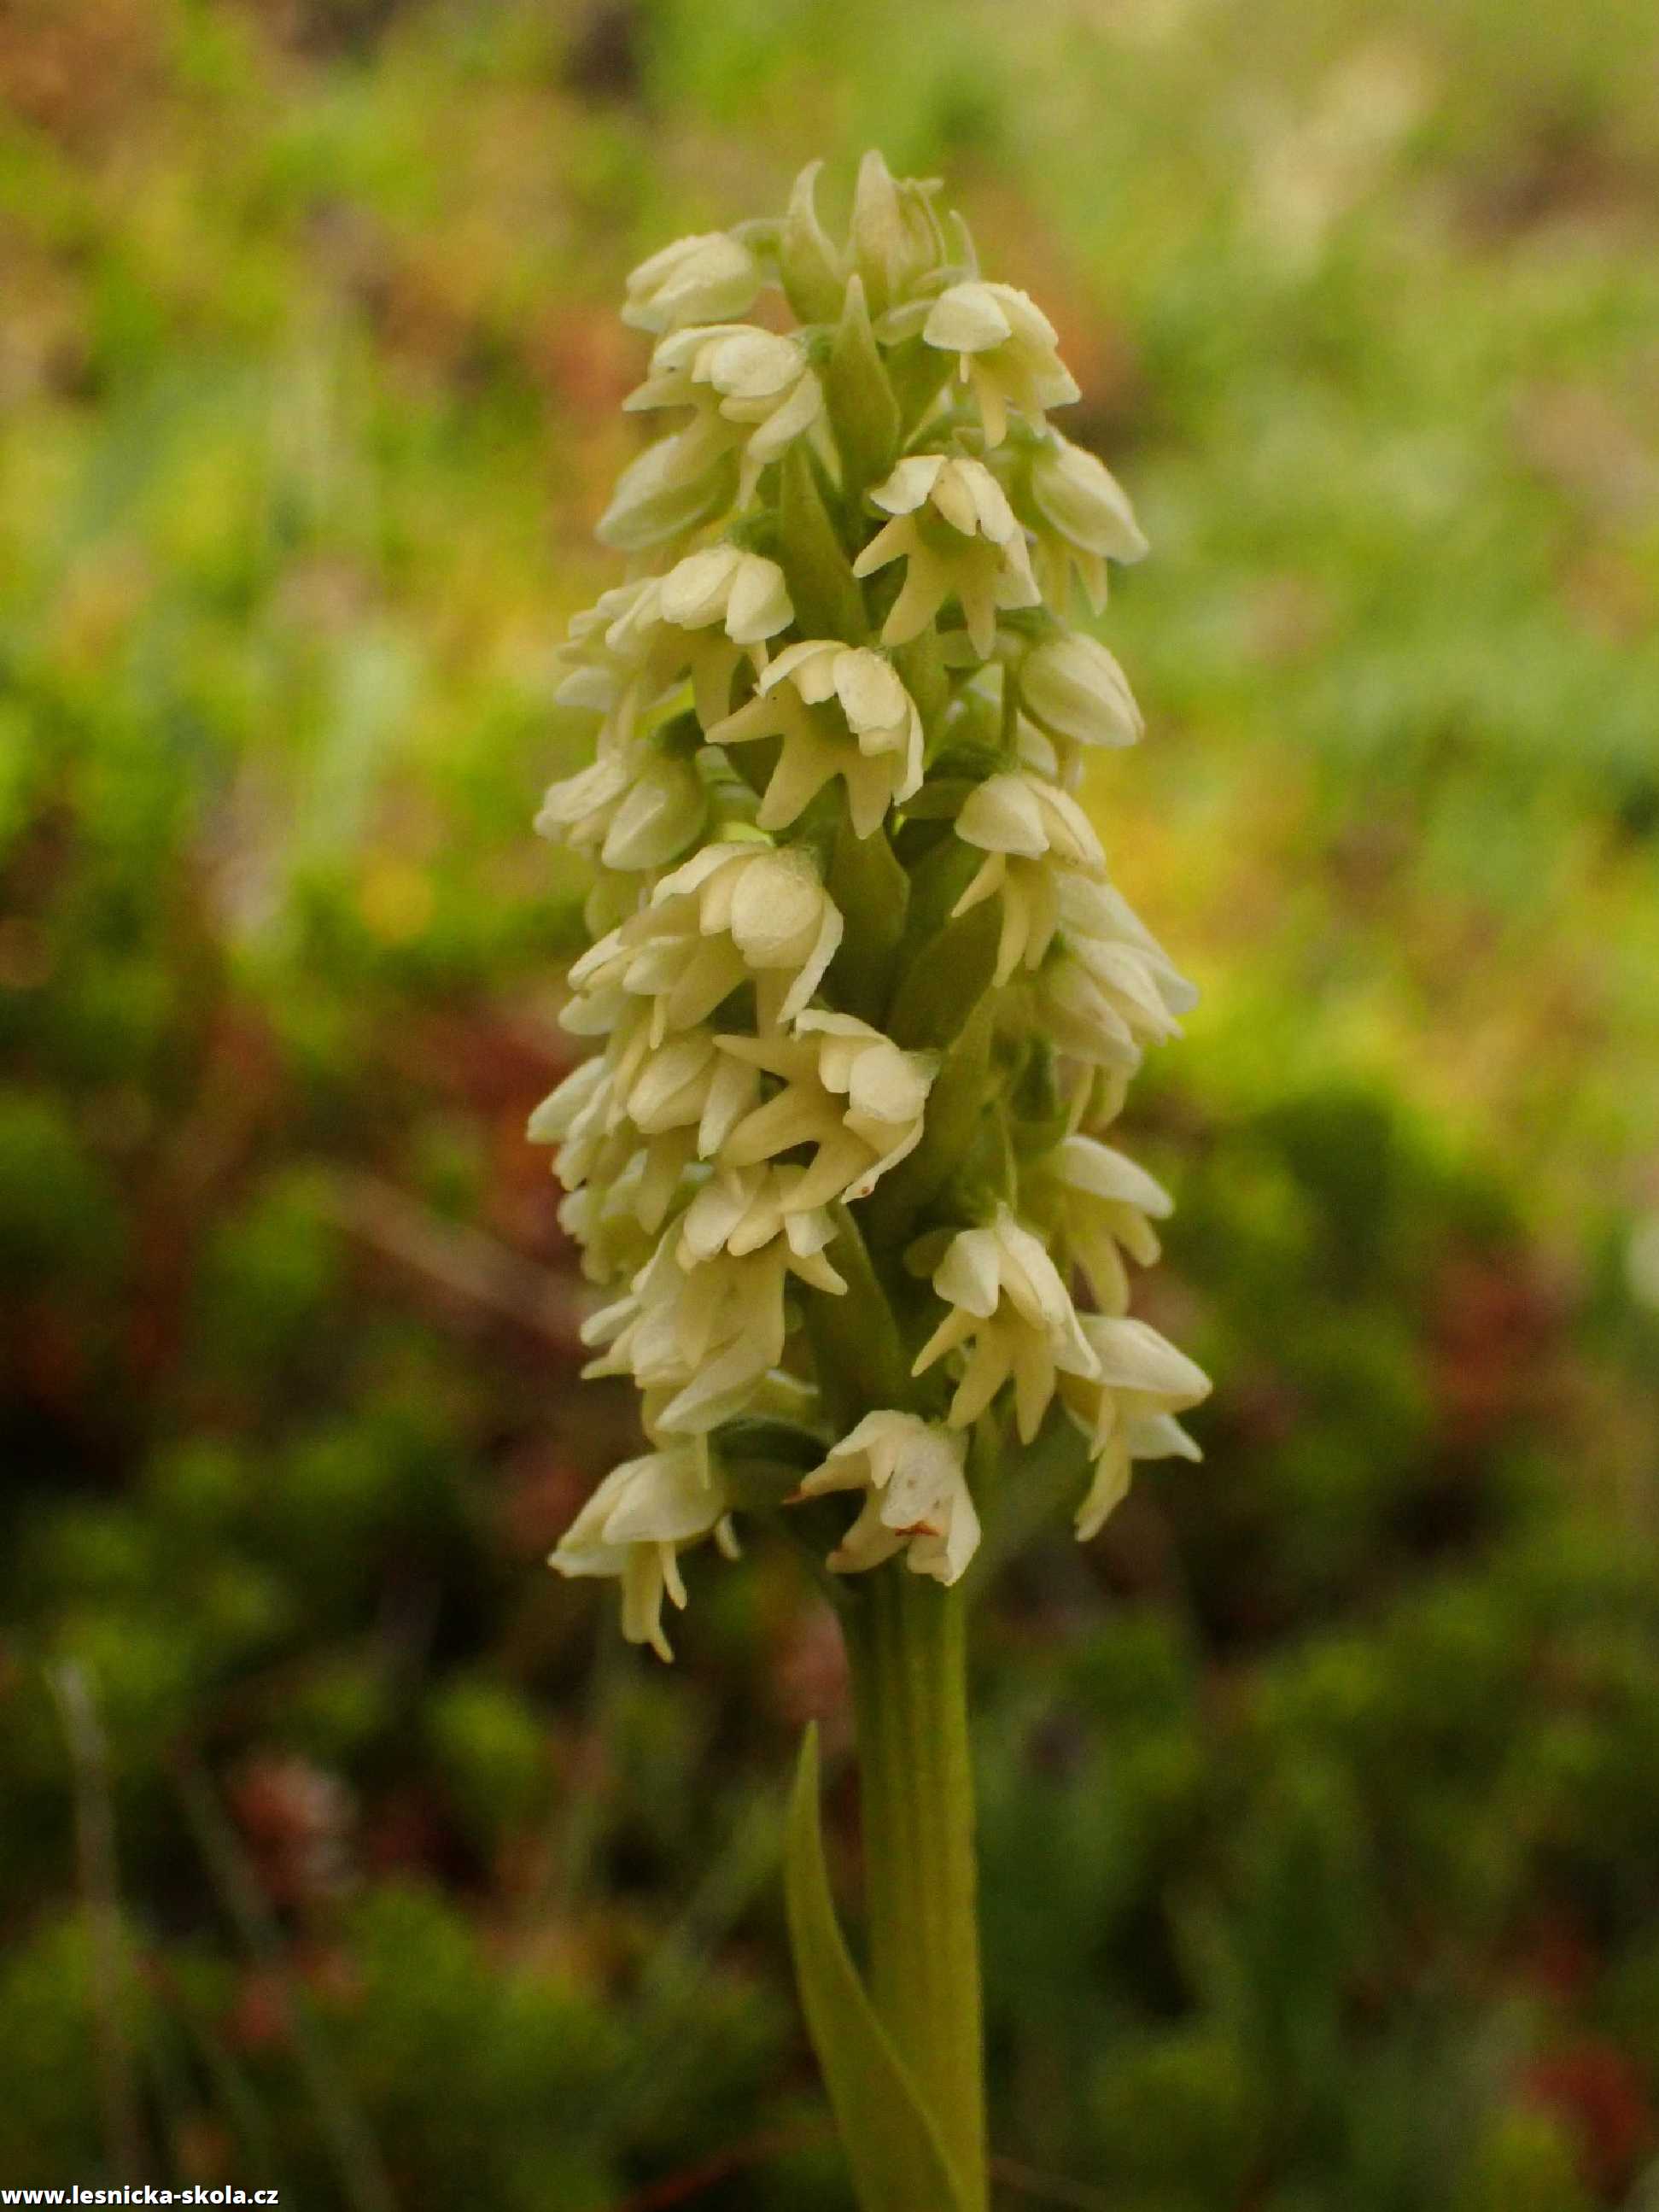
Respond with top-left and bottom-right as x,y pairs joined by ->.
1019,632 -> 1144,750
848,149 -> 949,318
598,424 -> 736,553
622,231 -> 762,335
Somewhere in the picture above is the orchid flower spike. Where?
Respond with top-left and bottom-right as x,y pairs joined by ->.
537,155 -> 1205,1657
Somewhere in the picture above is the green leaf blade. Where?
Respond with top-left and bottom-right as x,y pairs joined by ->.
784,1727 -> 969,2212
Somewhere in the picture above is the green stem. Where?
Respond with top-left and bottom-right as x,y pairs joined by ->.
845,1566 -> 987,2211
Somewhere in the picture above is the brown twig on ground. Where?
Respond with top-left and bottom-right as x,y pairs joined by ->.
314,1166 -> 586,1352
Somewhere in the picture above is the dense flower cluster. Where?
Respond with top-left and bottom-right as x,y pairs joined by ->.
536,155 -> 1208,1657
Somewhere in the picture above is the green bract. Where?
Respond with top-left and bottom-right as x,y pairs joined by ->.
534,150 -> 1208,1661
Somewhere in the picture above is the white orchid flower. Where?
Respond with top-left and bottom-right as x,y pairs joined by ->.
921,281 -> 1078,447
710,642 -> 924,840
1024,1134 -> 1173,1314
952,770 -> 1107,985
1026,431 -> 1148,613
622,322 -> 826,505
1018,632 -> 1143,756
1058,1315 -> 1211,1539
853,454 -> 1041,658
796,1412 -> 980,1585
565,840 -> 844,1045
712,1011 -> 936,1209
549,1439 -> 739,1660
913,1209 -> 1100,1443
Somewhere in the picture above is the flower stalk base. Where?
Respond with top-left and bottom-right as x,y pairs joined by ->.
846,1568 -> 987,2211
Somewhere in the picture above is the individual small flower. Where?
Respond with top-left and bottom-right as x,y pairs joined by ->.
1057,1315 -> 1210,1540
677,1163 -> 844,1266
1026,431 -> 1148,613
556,551 -> 793,740
952,770 -> 1107,985
1030,874 -> 1197,1068
922,281 -> 1079,447
535,744 -> 709,873
710,642 -> 923,838
598,420 -> 739,553
657,544 -> 795,724
795,1411 -> 980,1584
625,324 -> 825,504
622,231 -> 762,335
714,1010 -> 936,1208
529,1047 -> 698,1243
1018,632 -> 1143,756
554,578 -> 693,755
528,1046 -> 618,1170
583,1225 -> 845,1434
659,543 -> 794,643
549,1439 -> 739,1660
1023,1134 -> 1173,1314
554,580 -> 671,743
566,839 -> 844,1043
854,455 -> 1040,658
530,1055 -> 634,1233
614,1023 -> 760,1154
529,1015 -> 764,1224
913,1208 -> 1099,1442
557,1174 -> 663,1287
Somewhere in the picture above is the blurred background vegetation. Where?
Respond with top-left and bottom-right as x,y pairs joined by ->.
2,0 -> 1657,2204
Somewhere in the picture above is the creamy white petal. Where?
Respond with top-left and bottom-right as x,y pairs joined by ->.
923,282 -> 1015,354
